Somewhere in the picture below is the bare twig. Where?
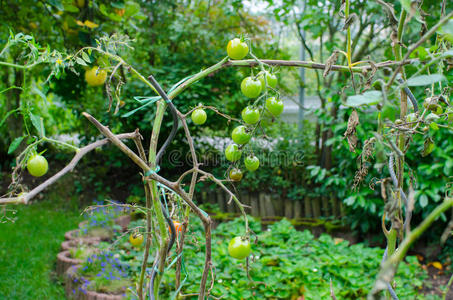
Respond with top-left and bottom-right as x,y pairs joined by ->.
0,132 -> 139,205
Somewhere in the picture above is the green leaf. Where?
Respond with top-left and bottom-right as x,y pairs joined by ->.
419,194 -> 428,208
399,0 -> 422,22
75,57 -> 88,66
429,122 -> 439,131
29,112 -> 45,138
438,19 -> 453,43
422,138 -> 435,157
407,74 -> 446,86
8,136 -> 25,154
81,52 -> 91,63
63,4 -> 79,13
48,0 -> 64,11
32,86 -> 47,102
346,91 -> 382,107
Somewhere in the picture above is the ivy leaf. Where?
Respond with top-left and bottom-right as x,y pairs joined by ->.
346,91 -> 382,107
8,136 -> 25,154
29,112 -> 45,138
407,74 -> 446,86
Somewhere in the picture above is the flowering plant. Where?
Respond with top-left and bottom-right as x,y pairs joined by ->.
75,251 -> 132,294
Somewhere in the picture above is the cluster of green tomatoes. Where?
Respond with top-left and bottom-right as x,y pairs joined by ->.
191,37 -> 285,260
191,37 -> 283,188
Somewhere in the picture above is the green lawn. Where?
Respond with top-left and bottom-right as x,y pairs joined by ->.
0,198 -> 82,299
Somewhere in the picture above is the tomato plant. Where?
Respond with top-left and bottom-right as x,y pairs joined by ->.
191,108 -> 207,125
227,236 -> 250,259
229,168 -> 243,181
240,76 -> 262,98
85,66 -> 107,87
226,38 -> 249,60
265,97 -> 284,117
244,155 -> 259,172
231,125 -> 251,145
258,71 -> 277,89
241,106 -> 260,125
129,233 -> 144,247
26,154 -> 48,177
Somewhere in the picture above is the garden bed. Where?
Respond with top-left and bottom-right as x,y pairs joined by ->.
65,265 -> 125,300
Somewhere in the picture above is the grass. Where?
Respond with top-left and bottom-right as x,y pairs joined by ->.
0,197 -> 82,299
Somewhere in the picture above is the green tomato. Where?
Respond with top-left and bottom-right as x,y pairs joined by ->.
231,125 -> 251,145
227,38 -> 249,60
27,154 -> 48,177
241,77 -> 262,98
228,236 -> 251,259
265,97 -> 284,116
258,71 -> 277,89
229,168 -> 243,181
225,144 -> 242,162
241,106 -> 260,125
129,233 -> 144,247
191,108 -> 207,125
244,155 -> 259,172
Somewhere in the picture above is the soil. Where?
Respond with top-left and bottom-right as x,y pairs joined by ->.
421,264 -> 453,299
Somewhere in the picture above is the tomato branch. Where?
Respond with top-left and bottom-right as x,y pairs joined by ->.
0,132 -> 139,205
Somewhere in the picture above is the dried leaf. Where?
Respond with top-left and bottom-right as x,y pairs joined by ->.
344,109 -> 359,152
343,13 -> 358,30
323,50 -> 339,78
431,262 -> 443,270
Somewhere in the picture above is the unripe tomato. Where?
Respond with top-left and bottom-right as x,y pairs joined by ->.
85,66 -> 107,86
394,119 -> 403,125
27,154 -> 48,177
229,168 -> 243,181
231,125 -> 251,145
244,155 -> 259,172
265,97 -> 284,117
191,108 -> 207,125
129,233 -> 144,247
228,236 -> 251,259
258,71 -> 277,89
241,106 -> 260,125
227,38 -> 249,60
241,77 -> 262,98
225,144 -> 242,162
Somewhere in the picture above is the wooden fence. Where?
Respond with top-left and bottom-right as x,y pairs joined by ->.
195,190 -> 345,219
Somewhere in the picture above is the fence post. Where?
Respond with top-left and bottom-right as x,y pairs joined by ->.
294,200 -> 302,219
263,194 -> 275,217
250,193 -> 259,217
304,196 -> 312,218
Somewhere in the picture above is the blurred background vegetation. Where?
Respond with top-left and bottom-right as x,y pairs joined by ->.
0,0 -> 452,248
